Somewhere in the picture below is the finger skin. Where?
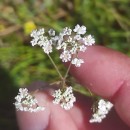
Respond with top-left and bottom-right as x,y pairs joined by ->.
16,90 -> 130,130
69,45 -> 130,127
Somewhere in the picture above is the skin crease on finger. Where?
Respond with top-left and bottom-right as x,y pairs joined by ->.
68,45 -> 130,127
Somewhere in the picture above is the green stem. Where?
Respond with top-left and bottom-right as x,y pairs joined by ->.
64,61 -> 72,80
47,54 -> 63,80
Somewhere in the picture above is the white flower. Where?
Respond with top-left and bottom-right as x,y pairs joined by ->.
106,101 -> 113,110
89,113 -> 103,123
79,45 -> 87,52
42,41 -> 53,54
30,30 -> 37,38
48,29 -> 55,36
30,28 -> 47,47
38,28 -> 45,35
71,58 -> 84,67
83,35 -> 95,46
15,95 -> 22,102
89,99 -> 113,123
51,36 -> 59,42
62,27 -> 72,35
60,50 -> 71,62
30,38 -> 39,46
56,35 -> 64,50
73,24 -> 86,35
36,40 -> 44,47
31,28 -> 44,38
19,88 -> 28,97
52,89 -> 62,104
52,86 -> 76,110
14,88 -> 45,112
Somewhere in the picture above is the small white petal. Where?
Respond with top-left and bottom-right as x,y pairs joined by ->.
71,58 -> 84,67
73,24 -> 86,35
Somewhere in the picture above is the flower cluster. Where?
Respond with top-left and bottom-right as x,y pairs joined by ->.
30,24 -> 95,67
89,99 -> 113,123
14,88 -> 45,112
52,86 -> 76,110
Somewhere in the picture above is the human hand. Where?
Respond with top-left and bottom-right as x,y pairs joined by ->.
16,46 -> 130,130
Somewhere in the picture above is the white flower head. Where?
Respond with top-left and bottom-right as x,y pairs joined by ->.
52,86 -> 76,110
73,24 -> 86,35
60,50 -> 71,62
38,28 -> 45,35
19,88 -> 28,97
83,35 -> 95,46
89,99 -> 113,123
71,58 -> 84,67
42,41 -> 53,54
31,28 -> 45,38
30,25 -> 95,68
30,28 -> 46,47
62,27 -> 72,35
48,29 -> 55,36
79,45 -> 87,52
31,38 -> 39,46
14,88 -> 45,112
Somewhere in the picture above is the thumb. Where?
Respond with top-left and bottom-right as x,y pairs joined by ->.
68,45 -> 130,127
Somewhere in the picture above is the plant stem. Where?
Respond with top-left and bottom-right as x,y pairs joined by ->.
47,54 -> 63,80
64,61 -> 72,80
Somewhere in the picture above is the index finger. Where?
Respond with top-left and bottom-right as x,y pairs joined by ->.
69,45 -> 130,127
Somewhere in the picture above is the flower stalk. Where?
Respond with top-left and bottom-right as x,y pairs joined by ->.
47,54 -> 63,80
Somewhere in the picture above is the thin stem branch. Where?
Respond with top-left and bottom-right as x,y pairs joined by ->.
47,54 -> 63,80
64,61 -> 72,80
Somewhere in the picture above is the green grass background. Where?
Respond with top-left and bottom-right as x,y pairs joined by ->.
0,0 -> 130,129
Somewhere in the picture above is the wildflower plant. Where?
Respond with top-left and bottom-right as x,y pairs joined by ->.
14,24 -> 113,123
